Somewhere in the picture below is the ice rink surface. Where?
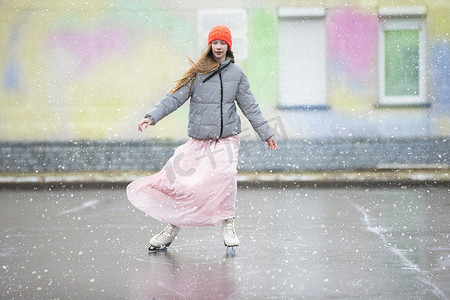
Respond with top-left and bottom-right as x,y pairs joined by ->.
1,185 -> 449,299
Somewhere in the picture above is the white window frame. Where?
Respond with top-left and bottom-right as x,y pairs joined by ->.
378,6 -> 427,106
197,9 -> 248,60
278,7 -> 328,110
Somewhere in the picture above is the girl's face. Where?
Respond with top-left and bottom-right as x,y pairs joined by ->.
211,40 -> 228,63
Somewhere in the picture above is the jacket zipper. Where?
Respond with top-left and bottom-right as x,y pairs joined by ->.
219,72 -> 224,138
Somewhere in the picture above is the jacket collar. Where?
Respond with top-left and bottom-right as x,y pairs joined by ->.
221,58 -> 232,66
202,59 -> 233,83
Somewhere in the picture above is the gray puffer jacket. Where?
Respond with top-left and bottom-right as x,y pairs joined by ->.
145,58 -> 273,141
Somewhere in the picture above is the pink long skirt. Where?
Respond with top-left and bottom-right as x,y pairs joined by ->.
127,135 -> 240,228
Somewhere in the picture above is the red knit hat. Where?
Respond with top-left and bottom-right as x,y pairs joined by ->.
207,25 -> 232,50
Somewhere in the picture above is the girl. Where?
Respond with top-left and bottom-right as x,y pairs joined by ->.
127,25 -> 277,252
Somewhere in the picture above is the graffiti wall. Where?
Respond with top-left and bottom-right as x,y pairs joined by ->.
1,0 -> 198,141
1,0 -> 449,141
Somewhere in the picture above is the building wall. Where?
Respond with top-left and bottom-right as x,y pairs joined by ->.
1,0 -> 449,142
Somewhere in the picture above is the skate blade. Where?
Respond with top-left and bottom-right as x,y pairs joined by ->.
225,246 -> 237,256
148,246 -> 168,253
148,241 -> 172,253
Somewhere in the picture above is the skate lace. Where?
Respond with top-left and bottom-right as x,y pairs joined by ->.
224,220 -> 235,234
161,224 -> 177,237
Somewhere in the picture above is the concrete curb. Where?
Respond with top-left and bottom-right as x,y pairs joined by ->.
0,169 -> 449,189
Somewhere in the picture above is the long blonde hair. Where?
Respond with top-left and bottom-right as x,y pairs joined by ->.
169,44 -> 235,94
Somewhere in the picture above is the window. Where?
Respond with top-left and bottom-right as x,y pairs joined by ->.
378,6 -> 427,106
198,9 -> 247,60
278,7 -> 327,109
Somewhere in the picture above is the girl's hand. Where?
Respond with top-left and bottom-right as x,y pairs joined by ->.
138,118 -> 152,132
266,137 -> 277,151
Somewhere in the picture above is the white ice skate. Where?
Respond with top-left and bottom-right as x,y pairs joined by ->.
148,224 -> 180,252
223,218 -> 239,255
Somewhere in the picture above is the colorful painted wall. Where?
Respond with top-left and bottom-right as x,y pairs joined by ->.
280,1 -> 450,138
1,0 -> 449,141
